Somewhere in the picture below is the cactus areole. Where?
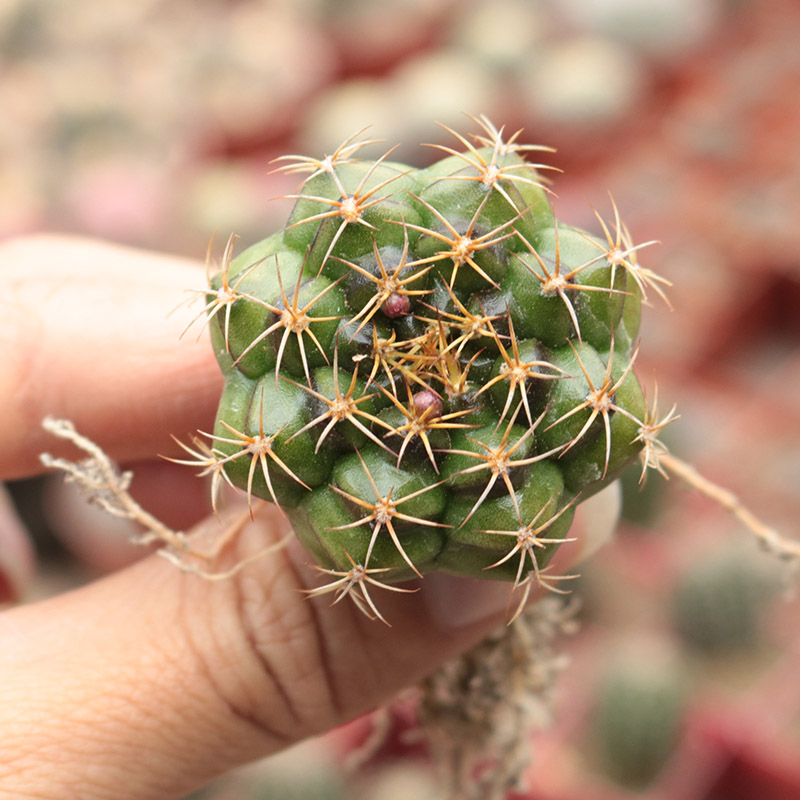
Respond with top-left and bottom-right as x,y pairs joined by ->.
190,117 -> 671,621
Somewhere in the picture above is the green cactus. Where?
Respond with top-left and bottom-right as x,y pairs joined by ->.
588,645 -> 686,789
672,544 -> 777,655
181,116 -> 672,622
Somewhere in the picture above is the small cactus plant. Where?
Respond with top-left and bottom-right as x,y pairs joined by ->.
672,544 -> 777,656
587,643 -> 686,789
178,115 -> 673,621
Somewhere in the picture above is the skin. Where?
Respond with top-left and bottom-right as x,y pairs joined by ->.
0,235 -> 524,800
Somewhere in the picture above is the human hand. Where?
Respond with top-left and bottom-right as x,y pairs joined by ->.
0,235 -> 529,800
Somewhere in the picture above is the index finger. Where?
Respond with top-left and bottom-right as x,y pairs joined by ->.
0,234 -> 223,480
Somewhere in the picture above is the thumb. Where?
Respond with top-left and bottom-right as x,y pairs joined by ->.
0,502 -> 512,800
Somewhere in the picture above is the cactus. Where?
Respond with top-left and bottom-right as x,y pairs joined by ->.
672,544 -> 777,656
180,115 -> 673,622
587,643 -> 686,789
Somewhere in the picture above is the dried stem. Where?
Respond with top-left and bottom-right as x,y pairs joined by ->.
659,451 -> 800,561
40,417 -> 185,550
39,417 -> 291,578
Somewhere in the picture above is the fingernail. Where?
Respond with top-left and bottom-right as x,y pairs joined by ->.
0,486 -> 36,603
0,562 -> 21,603
422,573 -> 511,631
0,538 -> 35,604
570,481 -> 621,563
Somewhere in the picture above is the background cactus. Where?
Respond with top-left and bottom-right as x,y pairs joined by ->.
183,116 -> 671,621
672,543 -> 778,656
587,642 -> 687,789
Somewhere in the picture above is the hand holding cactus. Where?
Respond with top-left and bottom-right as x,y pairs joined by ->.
0,232 -> 575,800
3,118 -> 792,800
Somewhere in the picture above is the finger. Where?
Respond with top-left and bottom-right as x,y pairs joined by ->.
571,480 -> 621,561
0,235 -> 223,480
0,484 -> 36,603
0,504 -> 512,800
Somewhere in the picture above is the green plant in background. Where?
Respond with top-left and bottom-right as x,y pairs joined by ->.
672,544 -> 777,656
587,643 -> 687,789
180,115 -> 673,622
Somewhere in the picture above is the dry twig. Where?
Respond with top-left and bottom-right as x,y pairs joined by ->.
39,417 -> 290,578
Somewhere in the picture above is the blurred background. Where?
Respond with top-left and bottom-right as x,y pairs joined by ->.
2,0 -> 800,797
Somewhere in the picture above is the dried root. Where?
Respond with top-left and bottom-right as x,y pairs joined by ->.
39,417 -> 290,579
40,417 -> 185,550
658,451 -> 800,563
633,403 -> 800,565
418,597 -> 579,800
